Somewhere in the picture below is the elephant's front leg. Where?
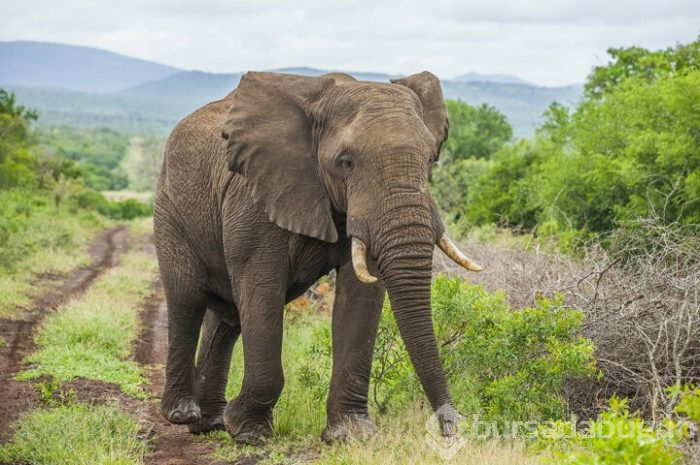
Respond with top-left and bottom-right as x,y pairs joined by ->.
224,282 -> 285,444
322,260 -> 385,443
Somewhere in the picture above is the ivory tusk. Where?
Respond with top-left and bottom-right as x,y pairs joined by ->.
437,234 -> 483,272
351,237 -> 378,284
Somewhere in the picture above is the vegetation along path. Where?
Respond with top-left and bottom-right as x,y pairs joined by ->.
0,226 -> 127,441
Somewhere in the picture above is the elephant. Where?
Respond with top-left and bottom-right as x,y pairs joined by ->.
153,70 -> 482,444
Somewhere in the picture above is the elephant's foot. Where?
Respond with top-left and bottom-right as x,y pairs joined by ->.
322,413 -> 377,443
188,401 -> 226,434
224,403 -> 273,445
161,395 -> 201,425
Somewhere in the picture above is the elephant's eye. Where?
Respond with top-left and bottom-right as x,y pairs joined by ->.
338,155 -> 354,172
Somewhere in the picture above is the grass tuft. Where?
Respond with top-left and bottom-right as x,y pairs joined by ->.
0,403 -> 147,465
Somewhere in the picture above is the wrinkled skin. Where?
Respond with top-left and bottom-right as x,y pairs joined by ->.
154,71 -> 467,443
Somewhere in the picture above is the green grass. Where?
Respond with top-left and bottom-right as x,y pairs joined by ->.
0,190 -> 110,318
18,249 -> 158,397
216,307 -> 543,465
0,403 -> 147,465
0,335 -> 6,347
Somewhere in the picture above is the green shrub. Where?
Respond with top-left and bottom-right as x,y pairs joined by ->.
673,385 -> 700,425
536,398 -> 687,465
300,276 -> 597,427
99,198 -> 152,220
0,189 -> 104,270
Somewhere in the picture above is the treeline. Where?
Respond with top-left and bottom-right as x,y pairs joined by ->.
0,89 -> 153,271
433,38 -> 700,249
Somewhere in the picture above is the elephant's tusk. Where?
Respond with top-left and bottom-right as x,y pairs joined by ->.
438,234 -> 483,272
351,237 -> 378,284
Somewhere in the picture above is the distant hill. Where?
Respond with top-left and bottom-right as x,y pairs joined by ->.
0,41 -> 582,137
120,70 -> 242,102
0,41 -> 179,92
450,72 -> 532,86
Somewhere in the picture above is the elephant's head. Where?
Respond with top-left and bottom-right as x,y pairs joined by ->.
222,71 -> 481,432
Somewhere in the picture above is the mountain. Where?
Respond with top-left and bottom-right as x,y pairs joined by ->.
441,81 -> 582,135
121,70 -> 243,102
0,41 -> 582,137
0,41 -> 179,92
451,72 -> 532,86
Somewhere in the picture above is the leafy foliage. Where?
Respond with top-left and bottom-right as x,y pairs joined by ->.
536,398 -> 687,465
441,100 -> 513,162
673,385 -> 700,425
0,89 -> 39,188
300,276 -> 596,427
36,126 -> 130,191
585,39 -> 700,98
430,100 -> 513,226
433,38 -> 700,246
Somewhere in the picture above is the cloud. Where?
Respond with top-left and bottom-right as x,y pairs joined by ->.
1,0 -> 698,86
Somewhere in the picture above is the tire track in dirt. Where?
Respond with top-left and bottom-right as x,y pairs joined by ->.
135,238 -> 229,465
0,226 -> 127,441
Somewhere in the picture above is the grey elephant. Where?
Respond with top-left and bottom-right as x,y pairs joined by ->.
154,70 -> 481,444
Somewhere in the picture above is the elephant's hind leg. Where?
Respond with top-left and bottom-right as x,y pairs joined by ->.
188,306 -> 241,434
224,282 -> 285,444
155,211 -> 208,425
160,276 -> 207,424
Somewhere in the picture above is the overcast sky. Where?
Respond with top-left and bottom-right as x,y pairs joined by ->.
2,0 -> 699,86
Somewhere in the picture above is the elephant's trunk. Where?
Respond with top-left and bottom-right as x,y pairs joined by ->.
370,202 -> 458,434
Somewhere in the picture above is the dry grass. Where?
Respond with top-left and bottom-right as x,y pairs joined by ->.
437,217 -> 700,420
210,404 -> 545,465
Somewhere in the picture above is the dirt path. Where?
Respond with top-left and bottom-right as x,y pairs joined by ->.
134,239 -> 228,465
0,226 -> 127,441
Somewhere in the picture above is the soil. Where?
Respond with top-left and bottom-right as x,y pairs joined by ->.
0,226 -> 126,442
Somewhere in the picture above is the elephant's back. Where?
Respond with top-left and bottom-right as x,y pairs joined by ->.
155,95 -> 238,269
158,94 -> 236,204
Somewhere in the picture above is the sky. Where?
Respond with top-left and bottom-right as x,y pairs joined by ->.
2,0 -> 699,86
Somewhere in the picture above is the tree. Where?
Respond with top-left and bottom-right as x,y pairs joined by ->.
585,38 -> 700,99
0,89 -> 39,188
441,100 -> 512,162
430,100 -> 512,221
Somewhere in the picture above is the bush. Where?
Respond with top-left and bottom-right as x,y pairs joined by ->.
673,385 -> 700,425
99,198 -> 152,220
300,276 -> 597,427
535,398 -> 687,465
573,217 -> 700,419
0,189 -> 97,269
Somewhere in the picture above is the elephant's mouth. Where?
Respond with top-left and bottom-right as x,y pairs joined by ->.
350,234 -> 482,283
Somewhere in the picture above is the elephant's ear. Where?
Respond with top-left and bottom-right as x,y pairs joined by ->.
222,72 -> 338,242
390,72 -> 449,157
